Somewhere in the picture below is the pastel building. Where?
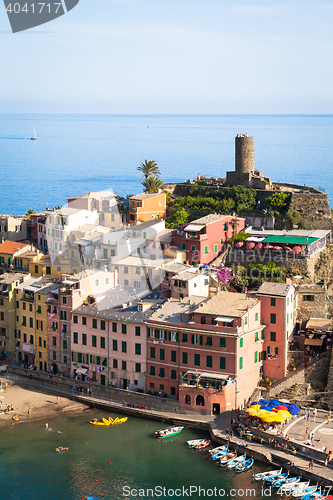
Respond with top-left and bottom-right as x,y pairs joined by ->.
257,281 -> 296,380
128,192 -> 166,224
0,215 -> 28,242
71,287 -> 164,388
146,290 -> 265,414
171,214 -> 245,265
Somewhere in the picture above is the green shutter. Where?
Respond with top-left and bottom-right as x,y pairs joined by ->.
240,338 -> 243,348
254,351 -> 258,363
220,357 -> 226,370
239,357 -> 243,370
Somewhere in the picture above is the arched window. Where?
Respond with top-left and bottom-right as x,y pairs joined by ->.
185,394 -> 191,405
196,395 -> 205,406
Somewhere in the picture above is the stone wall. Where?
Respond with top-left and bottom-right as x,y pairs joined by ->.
305,355 -> 330,389
296,283 -> 327,328
288,192 -> 332,230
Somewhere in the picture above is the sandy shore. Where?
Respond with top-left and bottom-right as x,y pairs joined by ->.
0,377 -> 89,427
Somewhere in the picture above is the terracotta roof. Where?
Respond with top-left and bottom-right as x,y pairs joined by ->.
197,291 -> 258,317
0,241 -> 29,255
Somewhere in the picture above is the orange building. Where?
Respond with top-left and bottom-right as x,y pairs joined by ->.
128,192 -> 166,224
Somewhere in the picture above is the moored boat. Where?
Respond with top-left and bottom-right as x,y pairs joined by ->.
220,451 -> 237,465
235,458 -> 254,472
252,468 -> 282,481
155,426 -> 184,438
211,449 -> 229,461
209,445 -> 228,454
293,485 -> 317,498
275,476 -> 301,490
228,454 -> 246,469
187,439 -> 205,447
193,440 -> 210,450
265,472 -> 288,484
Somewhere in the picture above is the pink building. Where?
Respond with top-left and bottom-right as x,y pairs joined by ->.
257,281 -> 296,380
146,290 -> 265,414
70,287 -> 164,389
171,214 -> 245,266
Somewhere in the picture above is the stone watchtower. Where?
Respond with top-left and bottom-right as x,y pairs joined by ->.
235,135 -> 255,175
226,134 -> 271,189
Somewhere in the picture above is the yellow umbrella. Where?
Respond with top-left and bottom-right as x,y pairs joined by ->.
261,414 -> 276,422
270,413 -> 285,423
257,409 -> 269,417
246,408 -> 259,416
276,410 -> 292,419
250,404 -> 261,411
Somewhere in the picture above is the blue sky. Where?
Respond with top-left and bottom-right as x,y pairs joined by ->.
1,0 -> 333,113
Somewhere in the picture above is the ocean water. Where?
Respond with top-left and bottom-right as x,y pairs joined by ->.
0,114 -> 332,215
0,410 -> 277,500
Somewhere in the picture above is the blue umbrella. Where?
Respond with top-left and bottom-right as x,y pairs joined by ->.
250,401 -> 259,405
260,400 -> 271,404
259,404 -> 271,411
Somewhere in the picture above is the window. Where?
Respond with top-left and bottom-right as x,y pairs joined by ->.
53,351 -> 56,360
160,349 -> 165,361
77,352 -> 82,363
124,266 -> 128,274
240,338 -> 243,348
220,357 -> 226,370
73,332 -> 78,344
255,331 -> 259,342
287,297 -> 289,306
73,315 -> 78,324
29,304 -> 33,312
82,333 -> 87,345
135,326 -> 140,336
169,331 -> 178,342
96,356 -> 101,365
35,265 -> 38,273
271,297 -> 276,306
254,351 -> 258,363
244,316 -> 248,325
62,296 -> 67,305
150,347 -> 156,359
275,347 -> 279,355
206,336 -> 212,346
92,319 -> 97,329
204,279 -> 209,285
63,340 -> 67,350
287,313 -> 289,324
267,346 -> 271,354
124,279 -> 129,286
194,354 -> 200,366
101,320 -> 106,331
192,335 -> 203,345
46,267 -> 51,275
171,369 -> 177,380
113,339 -> 118,351
100,337 -> 105,349
94,279 -> 100,287
182,242 -> 186,250
270,313 -> 276,324
182,333 -> 188,343
239,357 -> 243,369
159,368 -> 165,378
29,317 -> 33,328
270,331 -> 276,342
62,323 -> 67,333
37,306 -> 41,314
60,310 -> 67,320
22,315 -> 26,326
135,363 -> 141,373
122,361 -> 127,371
261,329 -> 264,340
171,350 -> 176,362
113,359 -> 118,368
112,322 -> 117,332
122,324 -> 127,334
255,312 -> 258,321
204,246 -> 208,254
206,355 -> 212,368
52,336 -> 57,346
135,343 -> 141,355
38,336 -> 42,347
122,341 -> 127,353
220,338 -> 226,348
92,335 -> 97,347
182,352 -> 188,364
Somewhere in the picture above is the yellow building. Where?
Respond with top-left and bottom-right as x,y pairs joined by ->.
0,273 -> 28,363
128,192 -> 166,224
15,276 -> 57,369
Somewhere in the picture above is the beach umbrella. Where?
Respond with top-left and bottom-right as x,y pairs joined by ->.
246,242 -> 255,250
260,400 -> 271,404
259,405 -> 271,411
288,404 -> 300,415
292,246 -> 302,254
236,241 -> 244,248
284,246 -> 293,252
261,414 -> 276,423
276,410 -> 292,419
271,413 -> 285,423
275,404 -> 288,411
249,401 -> 259,405
273,246 -> 283,251
257,409 -> 269,417
254,243 -> 263,251
249,404 -> 261,411
264,245 -> 273,249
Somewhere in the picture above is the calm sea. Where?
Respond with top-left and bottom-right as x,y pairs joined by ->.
0,114 -> 332,215
0,410 -> 278,500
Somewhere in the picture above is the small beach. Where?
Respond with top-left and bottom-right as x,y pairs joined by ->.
0,377 -> 88,427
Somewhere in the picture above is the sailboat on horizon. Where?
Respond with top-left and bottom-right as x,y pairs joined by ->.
31,127 -> 37,140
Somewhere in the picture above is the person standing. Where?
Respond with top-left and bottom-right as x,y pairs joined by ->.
307,411 -> 310,421
28,408 -> 31,417
328,410 -> 331,425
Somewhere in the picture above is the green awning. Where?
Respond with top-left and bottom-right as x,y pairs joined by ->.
263,235 -> 319,245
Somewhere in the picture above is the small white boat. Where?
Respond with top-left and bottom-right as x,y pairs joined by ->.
290,481 -> 310,497
220,451 -> 237,465
31,127 -> 37,140
227,454 -> 246,469
293,485 -> 317,498
155,426 -> 184,438
187,439 -> 205,447
252,468 -> 282,481
209,445 -> 228,454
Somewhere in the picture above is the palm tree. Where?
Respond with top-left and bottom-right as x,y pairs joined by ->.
138,160 -> 160,185
142,175 -> 164,193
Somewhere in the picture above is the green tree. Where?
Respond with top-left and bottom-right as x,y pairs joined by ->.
265,192 -> 291,211
142,175 -> 164,192
138,160 -> 160,185
165,208 -> 189,228
26,208 -> 35,216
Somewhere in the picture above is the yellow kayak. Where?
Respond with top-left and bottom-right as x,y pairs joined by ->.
89,419 -> 110,426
